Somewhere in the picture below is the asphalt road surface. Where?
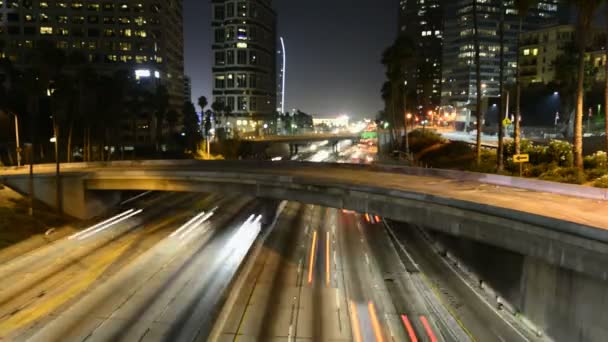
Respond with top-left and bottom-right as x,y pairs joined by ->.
213,203 -> 469,341
0,191 -> 271,341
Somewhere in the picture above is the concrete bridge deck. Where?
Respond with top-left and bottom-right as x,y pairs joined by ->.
2,160 -> 608,280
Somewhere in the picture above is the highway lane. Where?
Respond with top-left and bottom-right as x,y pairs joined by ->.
213,204 -> 469,341
0,191 -> 221,340
22,197 -> 271,342
0,190 -> 275,341
214,203 -> 353,341
388,222 -> 540,342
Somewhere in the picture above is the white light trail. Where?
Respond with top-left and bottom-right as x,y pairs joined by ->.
76,209 -> 144,240
69,209 -> 135,240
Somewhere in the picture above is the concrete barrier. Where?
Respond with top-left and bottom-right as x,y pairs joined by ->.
3,159 -> 606,201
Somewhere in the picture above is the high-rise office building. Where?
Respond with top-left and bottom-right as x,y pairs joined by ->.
398,0 -> 444,115
0,0 -> 185,108
184,75 -> 192,104
0,0 -> 185,143
211,0 -> 277,134
441,0 -> 562,116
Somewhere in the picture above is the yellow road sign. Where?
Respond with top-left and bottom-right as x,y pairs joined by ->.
513,154 -> 529,163
502,117 -> 512,127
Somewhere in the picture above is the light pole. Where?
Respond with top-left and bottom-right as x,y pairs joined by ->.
403,80 -> 409,156
52,117 -> 62,214
405,113 -> 412,156
13,113 -> 21,167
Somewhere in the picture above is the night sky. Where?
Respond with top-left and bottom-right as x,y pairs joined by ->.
183,0 -> 398,119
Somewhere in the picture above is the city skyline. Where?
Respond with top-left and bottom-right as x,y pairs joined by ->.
184,0 -> 398,119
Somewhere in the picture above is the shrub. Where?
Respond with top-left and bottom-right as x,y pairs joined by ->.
526,163 -> 554,178
594,175 -> 608,188
420,141 -> 474,169
408,129 -> 445,154
539,167 -> 585,184
468,150 -> 498,174
586,168 -> 608,181
547,140 -> 573,167
584,151 -> 608,169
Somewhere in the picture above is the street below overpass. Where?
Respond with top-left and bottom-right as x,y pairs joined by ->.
0,191 -> 544,342
212,202 -> 537,342
0,192 -> 272,341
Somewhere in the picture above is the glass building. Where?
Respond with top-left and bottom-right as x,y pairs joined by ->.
399,0 -> 444,116
441,0 -> 562,115
0,0 -> 185,110
211,0 -> 277,134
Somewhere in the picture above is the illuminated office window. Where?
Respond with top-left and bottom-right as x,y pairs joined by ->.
40,27 -> 53,35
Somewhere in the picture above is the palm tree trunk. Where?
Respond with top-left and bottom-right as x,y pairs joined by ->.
473,0 -> 482,165
605,10 -> 608,152
515,17 -> 523,155
66,121 -> 73,163
87,126 -> 92,162
497,2 -> 505,171
574,15 -> 589,171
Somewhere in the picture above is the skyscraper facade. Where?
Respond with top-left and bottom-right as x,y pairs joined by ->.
211,0 -> 277,134
441,0 -> 561,114
0,0 -> 185,111
398,0 -> 444,115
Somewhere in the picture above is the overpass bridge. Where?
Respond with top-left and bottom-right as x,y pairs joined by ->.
2,160 -> 608,280
4,160 -> 608,340
247,133 -> 360,155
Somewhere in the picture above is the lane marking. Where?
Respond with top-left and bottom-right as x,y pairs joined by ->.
419,316 -> 438,342
326,231 -> 331,287
401,315 -> 418,342
297,258 -> 303,274
350,301 -> 363,342
368,301 -> 384,342
364,253 -> 370,265
307,230 -> 318,284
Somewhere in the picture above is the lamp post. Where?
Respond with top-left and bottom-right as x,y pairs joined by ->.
13,113 -> 21,167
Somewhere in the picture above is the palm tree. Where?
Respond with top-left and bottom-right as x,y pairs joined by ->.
497,1 -> 506,171
473,0 -> 483,165
605,5 -> 608,152
198,96 -> 208,113
514,0 -> 539,155
381,35 -> 414,145
153,85 -> 169,153
571,0 -> 604,171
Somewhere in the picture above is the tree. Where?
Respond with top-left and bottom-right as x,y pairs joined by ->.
571,0 -> 604,171
514,0 -> 540,155
605,4 -> 608,152
198,96 -> 208,113
182,101 -> 201,151
381,35 -> 414,145
203,110 -> 212,137
211,101 -> 226,138
473,0 -> 483,165
553,43 -> 597,139
497,1 -> 506,171
153,85 -> 169,153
